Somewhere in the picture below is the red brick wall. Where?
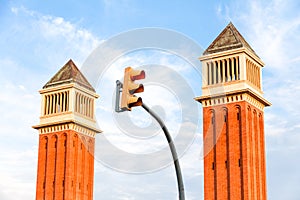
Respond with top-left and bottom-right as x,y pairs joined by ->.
203,101 -> 267,200
36,129 -> 95,200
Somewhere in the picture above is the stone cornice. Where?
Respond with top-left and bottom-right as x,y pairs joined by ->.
32,120 -> 102,137
195,88 -> 271,110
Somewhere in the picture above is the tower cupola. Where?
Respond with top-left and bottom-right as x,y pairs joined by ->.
198,22 -> 270,109
33,59 -> 101,136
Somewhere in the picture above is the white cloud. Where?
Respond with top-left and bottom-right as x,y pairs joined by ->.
0,6 -> 103,200
0,145 -> 37,200
0,59 -> 40,200
36,15 -> 100,57
230,0 -> 300,70
8,6 -> 102,68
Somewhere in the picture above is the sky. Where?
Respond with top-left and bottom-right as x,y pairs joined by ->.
0,0 -> 300,199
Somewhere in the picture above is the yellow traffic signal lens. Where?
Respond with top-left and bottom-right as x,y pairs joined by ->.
128,96 -> 143,108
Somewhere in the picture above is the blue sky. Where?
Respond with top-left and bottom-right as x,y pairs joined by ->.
0,0 -> 300,199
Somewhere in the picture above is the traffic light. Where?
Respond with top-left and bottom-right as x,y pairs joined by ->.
121,67 -> 145,111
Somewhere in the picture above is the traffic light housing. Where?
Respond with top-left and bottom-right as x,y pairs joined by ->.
121,67 -> 145,111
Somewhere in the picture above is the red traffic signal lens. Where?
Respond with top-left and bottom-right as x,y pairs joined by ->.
130,70 -> 145,81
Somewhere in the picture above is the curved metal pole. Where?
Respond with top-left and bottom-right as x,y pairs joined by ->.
142,103 -> 185,200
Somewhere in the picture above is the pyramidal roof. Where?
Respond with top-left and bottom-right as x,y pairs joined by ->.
203,22 -> 258,57
43,59 -> 95,92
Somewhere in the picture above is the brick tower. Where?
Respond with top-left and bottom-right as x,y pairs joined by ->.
195,23 -> 271,200
33,60 -> 101,200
